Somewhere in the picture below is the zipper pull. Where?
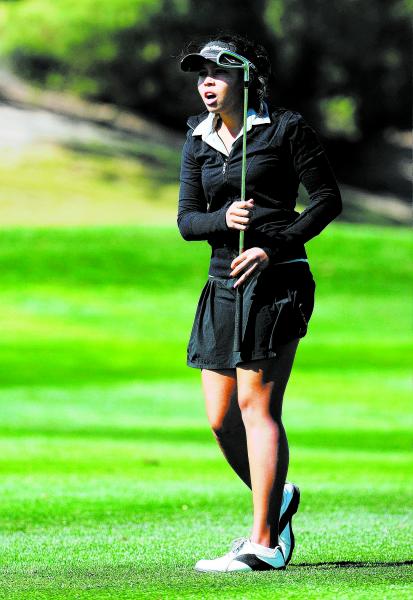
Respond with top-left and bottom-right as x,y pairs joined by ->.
222,159 -> 228,175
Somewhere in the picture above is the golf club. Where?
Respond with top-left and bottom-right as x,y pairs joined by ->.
216,49 -> 254,352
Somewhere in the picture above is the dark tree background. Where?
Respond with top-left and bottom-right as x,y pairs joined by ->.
1,0 -> 411,138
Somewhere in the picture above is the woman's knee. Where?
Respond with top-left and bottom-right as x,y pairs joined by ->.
207,395 -> 244,436
208,413 -> 226,435
238,391 -> 283,427
202,368 -> 237,434
211,422 -> 245,441
208,407 -> 244,438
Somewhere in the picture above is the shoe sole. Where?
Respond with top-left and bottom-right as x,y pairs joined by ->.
279,484 -> 300,565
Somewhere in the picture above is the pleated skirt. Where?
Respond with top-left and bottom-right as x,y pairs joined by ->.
187,261 -> 316,369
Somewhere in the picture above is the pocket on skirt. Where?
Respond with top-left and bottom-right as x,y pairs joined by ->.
268,279 -> 315,349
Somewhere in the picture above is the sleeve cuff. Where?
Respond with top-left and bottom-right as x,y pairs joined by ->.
261,246 -> 277,261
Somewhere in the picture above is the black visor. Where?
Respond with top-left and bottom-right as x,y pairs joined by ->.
181,41 -> 239,72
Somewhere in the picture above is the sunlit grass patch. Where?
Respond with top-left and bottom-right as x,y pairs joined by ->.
0,142 -> 179,226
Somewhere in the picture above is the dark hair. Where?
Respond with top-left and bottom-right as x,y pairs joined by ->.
183,33 -> 271,114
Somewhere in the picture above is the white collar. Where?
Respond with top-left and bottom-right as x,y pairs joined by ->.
192,103 -> 271,156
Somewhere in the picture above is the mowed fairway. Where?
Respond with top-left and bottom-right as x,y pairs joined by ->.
0,223 -> 411,599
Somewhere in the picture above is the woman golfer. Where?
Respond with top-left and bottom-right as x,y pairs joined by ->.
178,34 -> 341,572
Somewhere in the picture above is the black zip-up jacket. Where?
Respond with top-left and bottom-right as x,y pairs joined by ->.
177,106 -> 342,278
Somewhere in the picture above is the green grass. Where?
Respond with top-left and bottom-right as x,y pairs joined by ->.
0,141 -> 180,227
0,223 -> 412,599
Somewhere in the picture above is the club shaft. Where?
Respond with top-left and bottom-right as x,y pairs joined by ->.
234,82 -> 249,354
239,84 -> 248,255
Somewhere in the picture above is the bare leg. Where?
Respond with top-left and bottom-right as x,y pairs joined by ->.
236,339 -> 299,549
215,420 -> 251,489
201,368 -> 251,487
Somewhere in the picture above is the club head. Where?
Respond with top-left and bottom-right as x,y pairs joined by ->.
216,50 -> 251,82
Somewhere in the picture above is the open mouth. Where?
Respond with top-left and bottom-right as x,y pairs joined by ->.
204,92 -> 217,104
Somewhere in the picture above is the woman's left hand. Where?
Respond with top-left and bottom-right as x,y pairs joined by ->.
230,247 -> 270,288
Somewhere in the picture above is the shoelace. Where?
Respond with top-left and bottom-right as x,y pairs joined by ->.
230,537 -> 249,555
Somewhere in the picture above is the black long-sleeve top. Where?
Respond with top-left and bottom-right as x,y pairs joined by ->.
177,105 -> 342,278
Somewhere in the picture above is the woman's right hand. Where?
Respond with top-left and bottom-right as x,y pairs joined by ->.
225,199 -> 254,230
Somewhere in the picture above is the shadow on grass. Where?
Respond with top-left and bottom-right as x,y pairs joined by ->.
293,560 -> 413,569
63,140 -> 180,183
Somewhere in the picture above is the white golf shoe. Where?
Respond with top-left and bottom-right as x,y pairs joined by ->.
194,537 -> 286,573
279,482 -> 300,565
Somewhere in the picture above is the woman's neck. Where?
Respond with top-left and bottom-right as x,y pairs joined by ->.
218,108 -> 243,137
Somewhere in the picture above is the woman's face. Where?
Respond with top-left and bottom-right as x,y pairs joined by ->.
197,60 -> 243,116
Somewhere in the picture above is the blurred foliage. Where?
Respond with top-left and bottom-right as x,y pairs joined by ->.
319,96 -> 359,140
0,0 -> 410,137
273,0 -> 412,135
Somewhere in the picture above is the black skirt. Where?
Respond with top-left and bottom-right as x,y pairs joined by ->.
187,261 -> 316,369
